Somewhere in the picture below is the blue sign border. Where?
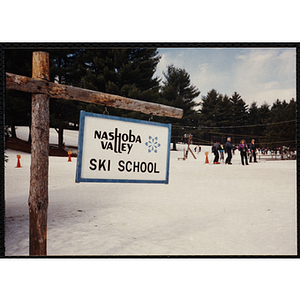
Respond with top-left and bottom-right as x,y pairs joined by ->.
76,111 -> 171,184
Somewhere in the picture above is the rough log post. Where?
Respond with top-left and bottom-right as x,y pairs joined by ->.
28,52 -> 50,256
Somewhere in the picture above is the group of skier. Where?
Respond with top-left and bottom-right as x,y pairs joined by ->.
212,138 -> 257,165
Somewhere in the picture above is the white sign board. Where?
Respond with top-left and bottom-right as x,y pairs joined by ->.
76,111 -> 171,184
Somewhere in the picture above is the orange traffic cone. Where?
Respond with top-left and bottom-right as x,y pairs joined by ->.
204,151 -> 209,164
68,151 -> 72,162
16,155 -> 21,168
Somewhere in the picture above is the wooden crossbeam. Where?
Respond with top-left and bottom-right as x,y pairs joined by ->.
6,72 -> 183,119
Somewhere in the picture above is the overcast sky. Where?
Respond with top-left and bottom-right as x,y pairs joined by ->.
155,48 -> 296,108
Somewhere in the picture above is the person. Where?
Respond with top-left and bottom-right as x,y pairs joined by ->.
238,139 -> 249,165
219,143 -> 225,163
212,141 -> 221,164
225,137 -> 235,165
249,139 -> 257,162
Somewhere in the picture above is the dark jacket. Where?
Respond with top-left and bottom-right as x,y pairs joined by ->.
225,141 -> 234,153
212,142 -> 220,153
250,142 -> 256,151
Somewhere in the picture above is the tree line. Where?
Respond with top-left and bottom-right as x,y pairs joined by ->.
5,48 -> 296,150
195,89 -> 296,150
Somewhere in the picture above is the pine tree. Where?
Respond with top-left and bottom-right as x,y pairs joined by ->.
198,89 -> 231,143
80,48 -> 161,119
199,89 -> 221,127
48,49 -> 85,149
229,92 -> 248,126
160,64 -> 200,148
264,99 -> 296,149
161,64 -> 200,114
246,101 -> 262,144
5,50 -> 32,139
227,92 -> 248,143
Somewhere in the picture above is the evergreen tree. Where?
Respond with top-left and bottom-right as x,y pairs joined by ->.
48,49 -> 85,149
264,99 -> 296,149
161,64 -> 200,118
226,92 -> 248,143
80,48 -> 161,119
247,101 -> 262,143
229,92 -> 248,126
218,94 -> 232,127
199,89 -> 221,127
5,49 -> 86,148
254,102 -> 270,146
198,89 -> 232,143
248,101 -> 260,126
160,64 -> 200,148
5,49 -> 32,139
258,102 -> 271,122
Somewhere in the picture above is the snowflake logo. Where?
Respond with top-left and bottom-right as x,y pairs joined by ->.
145,136 -> 161,153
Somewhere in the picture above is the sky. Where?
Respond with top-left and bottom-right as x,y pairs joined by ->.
154,48 -> 296,108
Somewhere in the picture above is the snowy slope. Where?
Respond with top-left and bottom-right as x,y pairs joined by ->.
4,127 -> 297,256
12,126 -> 79,148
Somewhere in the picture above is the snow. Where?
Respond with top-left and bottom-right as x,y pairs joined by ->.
4,127 -> 297,256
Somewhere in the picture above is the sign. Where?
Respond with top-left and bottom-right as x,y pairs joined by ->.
76,111 -> 172,184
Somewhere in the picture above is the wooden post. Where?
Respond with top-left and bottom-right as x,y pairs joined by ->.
28,52 -> 50,256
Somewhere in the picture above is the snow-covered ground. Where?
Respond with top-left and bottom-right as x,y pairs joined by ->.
4,127 -> 297,256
